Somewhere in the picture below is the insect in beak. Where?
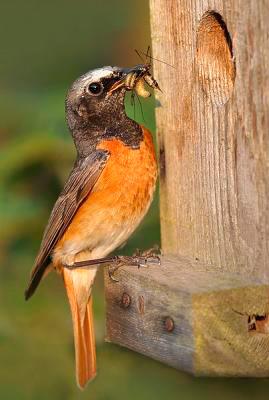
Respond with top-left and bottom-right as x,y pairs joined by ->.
108,65 -> 161,98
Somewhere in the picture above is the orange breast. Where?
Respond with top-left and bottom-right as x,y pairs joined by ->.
94,126 -> 157,217
54,126 -> 157,264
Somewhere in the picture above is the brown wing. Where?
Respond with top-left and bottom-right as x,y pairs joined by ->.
25,149 -> 110,300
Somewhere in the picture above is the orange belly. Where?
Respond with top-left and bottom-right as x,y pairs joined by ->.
53,126 -> 157,267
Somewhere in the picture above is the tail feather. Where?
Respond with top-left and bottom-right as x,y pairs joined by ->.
63,268 -> 96,389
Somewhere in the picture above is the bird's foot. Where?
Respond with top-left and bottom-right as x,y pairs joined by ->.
63,250 -> 161,282
108,252 -> 161,282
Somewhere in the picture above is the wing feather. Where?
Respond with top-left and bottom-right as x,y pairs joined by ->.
25,149 -> 109,299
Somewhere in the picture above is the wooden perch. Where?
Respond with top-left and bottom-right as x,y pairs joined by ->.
105,256 -> 269,376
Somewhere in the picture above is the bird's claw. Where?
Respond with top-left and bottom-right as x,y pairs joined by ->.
108,253 -> 161,282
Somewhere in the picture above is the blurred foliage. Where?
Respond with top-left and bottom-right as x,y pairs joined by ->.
0,1 -> 269,399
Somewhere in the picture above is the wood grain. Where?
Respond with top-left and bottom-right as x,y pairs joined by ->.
105,256 -> 269,376
104,1 -> 269,375
149,0 -> 269,280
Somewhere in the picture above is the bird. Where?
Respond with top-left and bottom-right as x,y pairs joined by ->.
24,65 -> 158,389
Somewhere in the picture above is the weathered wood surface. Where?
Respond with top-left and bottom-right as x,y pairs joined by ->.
150,0 -> 269,280
104,0 -> 269,376
105,256 -> 269,376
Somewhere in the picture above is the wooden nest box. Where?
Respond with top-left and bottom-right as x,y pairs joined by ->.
105,1 -> 269,376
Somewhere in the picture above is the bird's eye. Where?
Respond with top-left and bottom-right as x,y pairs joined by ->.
87,82 -> 103,96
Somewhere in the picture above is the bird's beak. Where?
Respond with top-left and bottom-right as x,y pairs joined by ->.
107,81 -> 125,96
108,66 -> 141,95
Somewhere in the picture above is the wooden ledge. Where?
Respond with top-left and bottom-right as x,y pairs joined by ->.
104,255 -> 269,376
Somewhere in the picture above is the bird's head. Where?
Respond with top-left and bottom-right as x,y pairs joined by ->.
65,65 -> 153,155
67,67 -> 129,129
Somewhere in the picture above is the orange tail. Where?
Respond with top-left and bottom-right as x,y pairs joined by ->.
63,268 -> 97,389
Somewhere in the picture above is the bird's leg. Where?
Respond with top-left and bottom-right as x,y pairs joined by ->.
64,255 -> 120,269
64,252 -> 161,282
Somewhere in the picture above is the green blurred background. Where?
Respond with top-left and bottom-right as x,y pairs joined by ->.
1,1 -> 268,399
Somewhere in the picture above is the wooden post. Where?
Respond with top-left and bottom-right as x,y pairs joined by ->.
151,0 -> 269,279
105,1 -> 269,375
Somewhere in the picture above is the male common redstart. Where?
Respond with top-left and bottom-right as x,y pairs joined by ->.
25,65 -> 158,389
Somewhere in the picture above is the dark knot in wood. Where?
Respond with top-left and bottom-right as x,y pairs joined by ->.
164,316 -> 174,332
121,292 -> 131,308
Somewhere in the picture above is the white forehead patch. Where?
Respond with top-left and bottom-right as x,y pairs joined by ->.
80,66 -> 117,83
69,66 -> 120,98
